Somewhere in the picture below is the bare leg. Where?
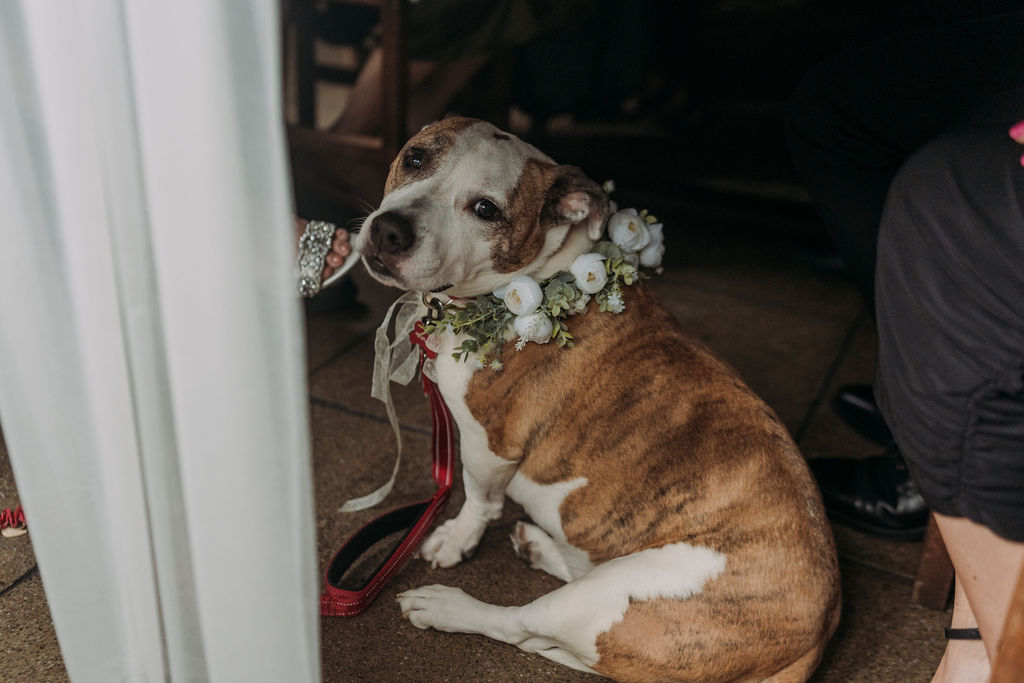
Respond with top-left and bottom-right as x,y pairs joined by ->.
932,577 -> 990,683
931,513 -> 1024,682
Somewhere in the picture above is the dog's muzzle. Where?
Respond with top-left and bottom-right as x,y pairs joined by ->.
364,210 -> 415,281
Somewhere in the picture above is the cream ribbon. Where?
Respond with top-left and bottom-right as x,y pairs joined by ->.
339,291 -> 427,512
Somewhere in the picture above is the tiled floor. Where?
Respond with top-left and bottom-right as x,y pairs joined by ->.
0,210 -> 951,681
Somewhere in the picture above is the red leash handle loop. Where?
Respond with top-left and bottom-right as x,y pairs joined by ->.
320,323 -> 454,616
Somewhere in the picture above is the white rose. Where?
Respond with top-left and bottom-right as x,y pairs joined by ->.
607,208 -> 651,253
502,275 -> 543,315
639,223 -> 665,269
513,312 -> 553,345
571,252 -> 608,294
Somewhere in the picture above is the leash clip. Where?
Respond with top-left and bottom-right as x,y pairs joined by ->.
422,292 -> 445,322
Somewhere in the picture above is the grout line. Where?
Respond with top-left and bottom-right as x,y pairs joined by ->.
308,329 -> 374,377
0,564 -> 39,599
794,305 -> 869,444
309,396 -> 432,436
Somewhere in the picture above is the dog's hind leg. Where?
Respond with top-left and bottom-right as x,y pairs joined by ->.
397,541 -> 727,676
511,521 -> 591,582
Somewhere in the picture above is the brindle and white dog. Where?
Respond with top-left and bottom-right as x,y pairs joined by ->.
354,117 -> 840,683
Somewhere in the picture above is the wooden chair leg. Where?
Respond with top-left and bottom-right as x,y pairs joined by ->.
378,0 -> 407,161
912,513 -> 955,610
993,560 -> 1024,682
291,0 -> 317,128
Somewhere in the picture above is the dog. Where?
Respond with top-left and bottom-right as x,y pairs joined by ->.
353,116 -> 840,683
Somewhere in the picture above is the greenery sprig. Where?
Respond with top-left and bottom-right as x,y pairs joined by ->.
422,204 -> 665,369
423,293 -> 513,365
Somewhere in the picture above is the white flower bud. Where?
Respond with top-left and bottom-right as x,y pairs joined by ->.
607,208 -> 651,253
502,275 -> 543,315
639,222 -> 665,269
571,252 -> 608,294
513,312 -> 553,345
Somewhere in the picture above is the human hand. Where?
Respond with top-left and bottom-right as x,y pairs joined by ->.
323,227 -> 351,279
294,217 -> 352,280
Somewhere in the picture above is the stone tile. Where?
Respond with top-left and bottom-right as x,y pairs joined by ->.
670,243 -> 861,321
0,571 -> 67,683
309,334 -> 434,434
812,559 -> 948,682
311,404 -> 438,570
0,429 -> 35,592
830,524 -> 923,581
305,262 -> 435,434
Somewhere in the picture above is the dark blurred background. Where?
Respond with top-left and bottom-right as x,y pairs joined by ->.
282,0 -> 1024,277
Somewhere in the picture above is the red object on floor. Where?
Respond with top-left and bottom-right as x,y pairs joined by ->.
320,321 -> 454,616
1,505 -> 27,537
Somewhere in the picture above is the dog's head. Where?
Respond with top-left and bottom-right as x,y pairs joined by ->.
354,117 -> 610,297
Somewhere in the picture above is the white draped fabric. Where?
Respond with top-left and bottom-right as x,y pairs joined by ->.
0,2 -> 320,680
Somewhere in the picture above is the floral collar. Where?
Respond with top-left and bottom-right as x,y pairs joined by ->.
423,205 -> 665,369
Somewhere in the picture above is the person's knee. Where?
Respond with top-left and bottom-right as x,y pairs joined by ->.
878,139 -> 949,234
875,124 -> 1024,534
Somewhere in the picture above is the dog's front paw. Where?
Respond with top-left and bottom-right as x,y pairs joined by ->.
397,584 -> 483,633
418,516 -> 486,568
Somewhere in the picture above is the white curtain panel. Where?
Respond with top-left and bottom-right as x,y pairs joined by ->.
0,2 -> 319,681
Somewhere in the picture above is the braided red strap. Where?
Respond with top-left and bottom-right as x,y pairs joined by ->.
320,321 -> 454,616
1,506 -> 27,538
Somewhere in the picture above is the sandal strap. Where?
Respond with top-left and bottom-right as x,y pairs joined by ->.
944,627 -> 982,640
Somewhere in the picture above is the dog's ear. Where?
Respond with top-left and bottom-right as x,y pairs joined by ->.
542,165 -> 610,240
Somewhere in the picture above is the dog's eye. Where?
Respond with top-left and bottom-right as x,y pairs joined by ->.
404,148 -> 425,169
473,198 -> 499,220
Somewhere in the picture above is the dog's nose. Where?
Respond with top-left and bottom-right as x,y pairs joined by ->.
370,211 -> 415,254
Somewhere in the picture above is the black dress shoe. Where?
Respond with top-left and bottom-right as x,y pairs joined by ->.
808,446 -> 928,540
833,384 -> 894,445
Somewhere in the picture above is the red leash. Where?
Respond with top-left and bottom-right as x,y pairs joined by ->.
320,320 -> 454,616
